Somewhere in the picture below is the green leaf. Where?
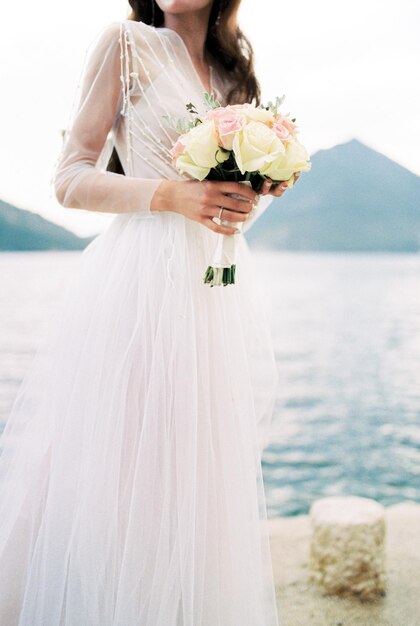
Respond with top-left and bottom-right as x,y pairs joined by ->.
262,94 -> 286,116
203,92 -> 222,110
203,266 -> 214,283
162,114 -> 196,134
186,102 -> 198,115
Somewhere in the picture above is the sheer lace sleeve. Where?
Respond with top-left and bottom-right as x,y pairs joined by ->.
51,22 -> 162,214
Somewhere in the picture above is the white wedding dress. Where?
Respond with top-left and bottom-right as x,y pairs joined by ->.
0,20 -> 279,626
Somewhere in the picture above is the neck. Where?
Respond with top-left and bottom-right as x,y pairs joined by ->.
162,7 -> 212,65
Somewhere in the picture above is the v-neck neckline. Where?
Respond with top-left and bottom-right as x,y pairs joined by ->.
146,23 -> 217,96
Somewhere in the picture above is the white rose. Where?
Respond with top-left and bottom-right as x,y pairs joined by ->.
175,120 -> 229,180
229,103 -> 275,124
259,138 -> 312,181
232,121 -> 285,175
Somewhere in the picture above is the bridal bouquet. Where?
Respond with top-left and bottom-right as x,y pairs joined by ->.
163,93 -> 311,286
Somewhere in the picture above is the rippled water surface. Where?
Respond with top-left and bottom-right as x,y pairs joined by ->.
1,250 -> 419,517
255,251 -> 420,516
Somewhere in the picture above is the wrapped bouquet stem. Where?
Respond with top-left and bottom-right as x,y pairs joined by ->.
203,180 -> 253,287
163,93 -> 312,287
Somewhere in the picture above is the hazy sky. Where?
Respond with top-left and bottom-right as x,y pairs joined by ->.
0,0 -> 419,236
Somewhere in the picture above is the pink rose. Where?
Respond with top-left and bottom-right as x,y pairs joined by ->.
205,107 -> 246,149
205,103 -> 250,121
205,108 -> 225,122
273,114 -> 299,141
216,112 -> 246,150
205,105 -> 235,120
225,103 -> 252,112
169,137 -> 186,160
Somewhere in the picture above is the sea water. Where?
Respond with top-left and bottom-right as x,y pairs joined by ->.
1,250 -> 419,518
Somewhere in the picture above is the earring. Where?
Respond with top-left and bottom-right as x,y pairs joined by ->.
150,0 -> 155,26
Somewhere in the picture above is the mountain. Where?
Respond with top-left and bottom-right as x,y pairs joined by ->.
0,200 -> 93,251
245,139 -> 420,252
2,139 -> 420,252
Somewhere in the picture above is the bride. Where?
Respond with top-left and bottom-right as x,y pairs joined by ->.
0,1 -> 300,624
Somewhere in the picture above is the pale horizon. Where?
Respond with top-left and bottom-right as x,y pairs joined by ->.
1,0 -> 419,237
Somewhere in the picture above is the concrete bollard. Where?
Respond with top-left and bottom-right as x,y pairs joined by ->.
308,496 -> 386,600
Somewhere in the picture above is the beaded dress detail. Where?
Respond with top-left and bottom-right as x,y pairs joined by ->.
0,20 -> 279,626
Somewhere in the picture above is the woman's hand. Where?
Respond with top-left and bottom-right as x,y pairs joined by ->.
151,179 -> 258,235
260,171 -> 301,197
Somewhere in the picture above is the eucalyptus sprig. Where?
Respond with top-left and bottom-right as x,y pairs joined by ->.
161,114 -> 197,134
261,94 -> 286,116
163,92 -> 222,134
186,102 -> 198,115
203,92 -> 222,111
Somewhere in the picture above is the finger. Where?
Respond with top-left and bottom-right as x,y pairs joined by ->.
203,217 -> 239,235
269,182 -> 288,197
209,180 -> 257,204
207,206 -> 249,222
260,179 -> 272,196
215,194 -> 254,214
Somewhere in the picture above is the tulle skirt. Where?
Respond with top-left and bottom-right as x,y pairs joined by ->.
0,210 -> 279,626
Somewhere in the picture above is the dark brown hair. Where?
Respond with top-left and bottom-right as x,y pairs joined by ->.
106,0 -> 260,174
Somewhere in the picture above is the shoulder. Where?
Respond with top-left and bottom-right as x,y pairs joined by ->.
82,20 -> 151,65
116,20 -> 173,64
99,19 -> 156,41
92,19 -> 161,52
89,21 -> 122,45
85,19 -> 172,77
83,21 -> 122,63
86,20 -> 146,49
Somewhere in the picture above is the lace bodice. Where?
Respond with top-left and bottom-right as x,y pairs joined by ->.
52,19 -> 273,226
52,21 -> 228,212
